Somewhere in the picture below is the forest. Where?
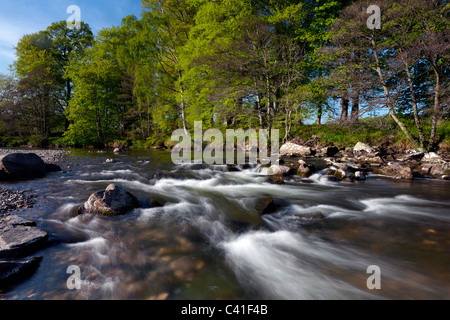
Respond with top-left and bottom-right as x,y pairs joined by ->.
0,0 -> 448,151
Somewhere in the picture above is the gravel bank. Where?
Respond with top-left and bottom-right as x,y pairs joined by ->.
0,188 -> 35,216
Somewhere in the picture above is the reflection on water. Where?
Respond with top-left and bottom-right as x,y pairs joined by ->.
1,148 -> 449,300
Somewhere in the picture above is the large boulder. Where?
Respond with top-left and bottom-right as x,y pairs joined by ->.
0,153 -> 46,180
280,142 -> 312,157
353,142 -> 377,154
79,184 -> 141,216
373,162 -> 414,180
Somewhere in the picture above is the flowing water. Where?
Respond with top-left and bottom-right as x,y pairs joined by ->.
1,149 -> 449,300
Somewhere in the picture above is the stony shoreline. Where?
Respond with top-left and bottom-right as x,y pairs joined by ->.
0,188 -> 36,216
0,149 -> 70,290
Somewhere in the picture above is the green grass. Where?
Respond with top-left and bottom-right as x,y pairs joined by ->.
290,116 -> 450,151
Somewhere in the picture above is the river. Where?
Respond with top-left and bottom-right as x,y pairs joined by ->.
1,148 -> 449,300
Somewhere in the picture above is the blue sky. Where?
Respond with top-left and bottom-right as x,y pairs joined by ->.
0,0 -> 143,74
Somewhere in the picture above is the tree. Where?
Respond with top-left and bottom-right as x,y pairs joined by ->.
13,32 -> 65,138
329,0 -> 449,150
64,28 -> 126,146
295,0 -> 356,125
45,21 -> 94,127
141,0 -> 198,134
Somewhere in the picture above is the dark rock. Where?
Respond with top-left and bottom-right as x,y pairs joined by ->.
255,197 -> 279,215
226,164 -> 240,172
255,197 -> 291,215
0,215 -> 48,259
0,256 -> 42,288
79,184 -> 141,216
0,153 -> 46,180
148,199 -> 164,208
267,174 -> 285,184
316,146 -> 340,157
45,163 -> 62,172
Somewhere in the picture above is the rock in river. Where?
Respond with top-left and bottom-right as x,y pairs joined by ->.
0,153 -> 46,180
0,215 -> 48,259
79,184 -> 141,216
0,256 -> 43,288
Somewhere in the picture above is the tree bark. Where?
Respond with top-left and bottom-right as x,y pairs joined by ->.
316,102 -> 322,125
179,71 -> 188,135
429,63 -> 441,148
351,89 -> 359,123
402,53 -> 424,148
256,92 -> 263,129
340,92 -> 349,122
371,38 -> 418,148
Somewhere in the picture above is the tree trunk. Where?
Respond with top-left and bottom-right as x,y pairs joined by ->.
351,89 -> 359,123
179,71 -> 188,135
340,93 -> 349,122
429,63 -> 441,148
371,38 -> 418,148
316,102 -> 322,125
256,93 -> 263,128
65,78 -> 72,131
265,74 -> 272,137
95,108 -> 103,142
284,108 -> 293,143
402,54 -> 424,148
231,97 -> 242,126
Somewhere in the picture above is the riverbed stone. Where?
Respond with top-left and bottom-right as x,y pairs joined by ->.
267,174 -> 284,184
373,162 -> 414,180
0,256 -> 43,287
255,197 -> 278,215
296,160 -> 316,178
0,153 -> 47,180
0,215 -> 48,259
79,184 -> 141,216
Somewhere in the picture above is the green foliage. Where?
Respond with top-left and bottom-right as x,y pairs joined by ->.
2,0 -> 448,152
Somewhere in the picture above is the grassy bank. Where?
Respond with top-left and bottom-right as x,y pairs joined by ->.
2,116 -> 449,153
290,116 -> 450,152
